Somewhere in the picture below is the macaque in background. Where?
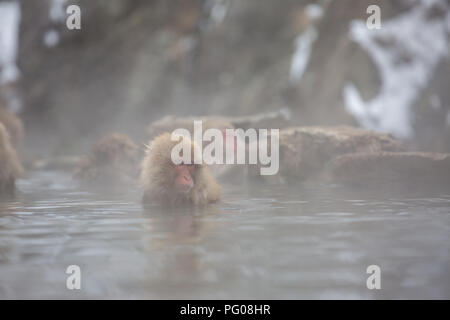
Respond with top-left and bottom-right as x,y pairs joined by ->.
140,133 -> 221,206
147,115 -> 235,145
147,110 -> 291,138
0,105 -> 24,147
147,115 -> 238,178
74,133 -> 139,188
323,151 -> 450,193
0,123 -> 23,196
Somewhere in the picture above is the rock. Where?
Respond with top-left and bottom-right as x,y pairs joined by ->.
0,122 -> 23,195
324,151 -> 450,191
275,126 -> 404,181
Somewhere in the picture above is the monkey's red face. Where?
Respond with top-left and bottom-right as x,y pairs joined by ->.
174,164 -> 195,194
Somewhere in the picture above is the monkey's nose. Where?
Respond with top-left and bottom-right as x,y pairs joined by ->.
183,175 -> 194,187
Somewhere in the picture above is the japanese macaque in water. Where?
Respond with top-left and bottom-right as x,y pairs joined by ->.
74,133 -> 139,187
323,151 -> 450,193
0,123 -> 23,195
0,105 -> 24,147
247,126 -> 404,182
140,133 -> 221,206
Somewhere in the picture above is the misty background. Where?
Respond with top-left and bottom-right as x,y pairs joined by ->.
1,0 -> 449,158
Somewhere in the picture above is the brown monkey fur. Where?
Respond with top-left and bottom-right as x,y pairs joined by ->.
140,133 -> 221,206
147,115 -> 237,179
74,133 -> 139,187
0,123 -> 23,195
147,115 -> 234,140
0,105 -> 24,147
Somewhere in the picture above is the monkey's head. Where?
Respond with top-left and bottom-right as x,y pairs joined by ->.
141,133 -> 203,201
146,116 -> 237,153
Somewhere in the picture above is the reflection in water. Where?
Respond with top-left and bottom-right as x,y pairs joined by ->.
0,170 -> 449,299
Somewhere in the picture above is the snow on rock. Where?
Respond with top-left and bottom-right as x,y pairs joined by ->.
210,1 -> 227,25
49,0 -> 67,22
289,4 -> 323,83
290,27 -> 318,83
43,0 -> 68,47
343,0 -> 450,139
305,3 -> 323,20
429,94 -> 442,111
44,29 -> 60,48
0,1 -> 21,85
204,0 -> 228,26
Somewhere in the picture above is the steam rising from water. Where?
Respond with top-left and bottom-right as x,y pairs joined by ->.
289,4 -> 323,83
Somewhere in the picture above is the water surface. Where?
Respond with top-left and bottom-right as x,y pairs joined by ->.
0,170 -> 449,299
